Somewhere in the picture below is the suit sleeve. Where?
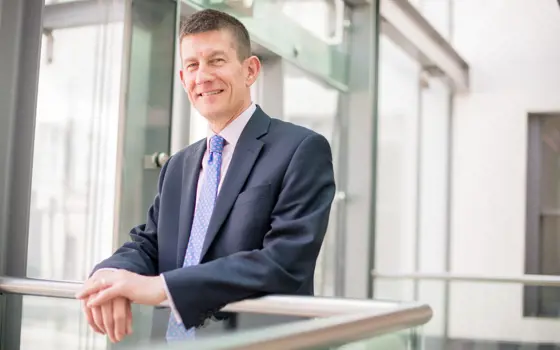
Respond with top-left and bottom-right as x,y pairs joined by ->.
91,157 -> 172,276
162,133 -> 336,328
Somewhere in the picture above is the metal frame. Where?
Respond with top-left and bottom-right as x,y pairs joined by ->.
371,271 -> 560,287
170,0 -> 191,154
380,0 -> 469,92
336,0 -> 380,299
0,0 -> 44,349
0,276 -> 432,349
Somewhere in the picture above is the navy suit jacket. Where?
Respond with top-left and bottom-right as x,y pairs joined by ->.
93,106 -> 336,328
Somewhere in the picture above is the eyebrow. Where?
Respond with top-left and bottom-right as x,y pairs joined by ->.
183,50 -> 228,65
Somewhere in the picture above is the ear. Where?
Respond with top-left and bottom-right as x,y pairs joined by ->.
179,69 -> 188,92
245,55 -> 261,87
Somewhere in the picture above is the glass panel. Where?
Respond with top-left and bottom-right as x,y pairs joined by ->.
374,34 -> 421,302
28,13 -> 125,282
113,0 -> 177,346
19,296 -> 156,350
116,0 -> 176,246
334,328 -> 423,350
151,319 -> 423,350
183,0 -> 348,90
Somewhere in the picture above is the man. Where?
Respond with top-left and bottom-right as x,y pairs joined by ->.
76,8 -> 335,343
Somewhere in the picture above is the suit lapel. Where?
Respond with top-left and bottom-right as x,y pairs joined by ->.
200,106 -> 270,260
176,140 -> 206,267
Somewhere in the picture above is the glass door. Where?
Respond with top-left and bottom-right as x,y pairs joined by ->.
22,0 -> 177,348
24,1 -> 128,349
112,0 -> 177,346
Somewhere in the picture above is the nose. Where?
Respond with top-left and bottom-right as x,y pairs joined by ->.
195,65 -> 213,85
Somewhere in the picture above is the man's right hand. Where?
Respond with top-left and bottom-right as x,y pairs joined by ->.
82,270 -> 133,343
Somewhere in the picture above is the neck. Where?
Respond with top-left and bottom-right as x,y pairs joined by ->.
209,100 -> 251,133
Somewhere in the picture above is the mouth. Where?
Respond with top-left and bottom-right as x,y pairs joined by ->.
198,89 -> 224,98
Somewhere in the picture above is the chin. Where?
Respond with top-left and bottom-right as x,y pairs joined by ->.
197,106 -> 224,120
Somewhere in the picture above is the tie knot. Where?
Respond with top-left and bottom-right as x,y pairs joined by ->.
209,135 -> 224,153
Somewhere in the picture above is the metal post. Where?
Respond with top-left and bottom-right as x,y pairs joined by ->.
0,0 -> 44,349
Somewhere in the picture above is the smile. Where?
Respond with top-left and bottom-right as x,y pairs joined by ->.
198,90 -> 224,97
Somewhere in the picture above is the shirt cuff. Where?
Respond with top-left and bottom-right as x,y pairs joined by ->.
96,268 -> 118,272
161,274 -> 183,324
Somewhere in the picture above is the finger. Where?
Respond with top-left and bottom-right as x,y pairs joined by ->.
88,285 -> 122,307
126,300 -> 133,335
76,279 -> 109,299
101,302 -> 116,343
83,300 -> 103,334
113,298 -> 127,342
92,305 -> 106,335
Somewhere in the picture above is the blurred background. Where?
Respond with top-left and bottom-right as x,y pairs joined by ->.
1,0 -> 560,349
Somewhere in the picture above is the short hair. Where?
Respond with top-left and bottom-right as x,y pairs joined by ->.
179,9 -> 252,61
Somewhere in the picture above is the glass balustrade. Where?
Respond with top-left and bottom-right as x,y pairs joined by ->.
0,277 -> 431,350
372,273 -> 560,349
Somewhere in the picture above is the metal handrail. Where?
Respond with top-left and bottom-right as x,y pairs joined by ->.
0,276 -> 432,349
371,271 -> 560,286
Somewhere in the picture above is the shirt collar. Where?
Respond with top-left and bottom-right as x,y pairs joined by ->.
206,102 -> 256,149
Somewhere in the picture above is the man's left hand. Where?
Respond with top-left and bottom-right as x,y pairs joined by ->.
76,270 -> 167,307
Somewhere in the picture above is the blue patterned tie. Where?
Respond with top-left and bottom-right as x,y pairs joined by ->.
166,135 -> 224,341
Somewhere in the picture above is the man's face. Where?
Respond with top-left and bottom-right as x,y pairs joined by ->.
179,30 -> 258,121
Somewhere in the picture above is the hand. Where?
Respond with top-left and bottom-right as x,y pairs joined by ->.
80,270 -> 133,343
76,269 -> 166,307
83,295 -> 132,343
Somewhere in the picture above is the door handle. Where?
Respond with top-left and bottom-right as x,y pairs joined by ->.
144,152 -> 169,169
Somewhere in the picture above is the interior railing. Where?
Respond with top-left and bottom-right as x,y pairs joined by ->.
371,271 -> 560,286
0,276 -> 432,349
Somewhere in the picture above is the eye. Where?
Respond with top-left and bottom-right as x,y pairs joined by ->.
186,63 -> 198,71
212,58 -> 225,65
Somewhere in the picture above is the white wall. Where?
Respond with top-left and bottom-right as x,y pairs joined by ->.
450,0 -> 560,343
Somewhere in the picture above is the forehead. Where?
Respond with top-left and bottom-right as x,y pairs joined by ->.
180,30 -> 237,60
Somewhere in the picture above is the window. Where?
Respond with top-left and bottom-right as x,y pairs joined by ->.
525,113 -> 560,317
